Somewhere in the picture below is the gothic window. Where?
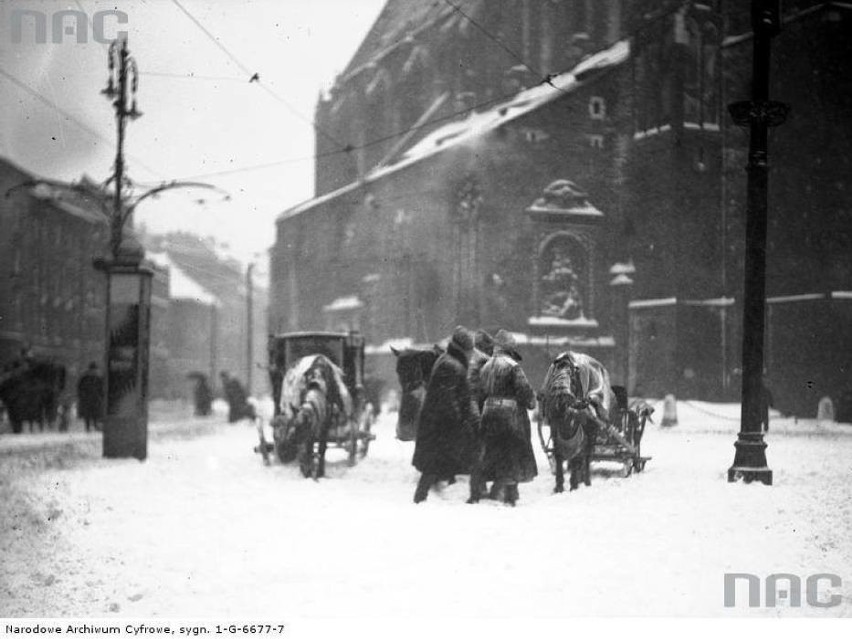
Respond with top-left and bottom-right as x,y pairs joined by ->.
399,47 -> 433,132
634,20 -> 675,134
450,174 -> 484,323
539,235 -> 587,321
364,70 -> 391,171
684,18 -> 720,128
701,22 -> 720,126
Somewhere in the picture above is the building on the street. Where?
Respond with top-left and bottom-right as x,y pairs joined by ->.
0,157 -> 270,407
142,232 -> 268,397
270,0 -> 852,416
0,157 -> 109,389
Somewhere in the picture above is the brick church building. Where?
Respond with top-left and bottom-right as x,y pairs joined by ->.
270,0 -> 852,416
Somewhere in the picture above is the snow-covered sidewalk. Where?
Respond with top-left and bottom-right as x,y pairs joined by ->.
1,404 -> 851,618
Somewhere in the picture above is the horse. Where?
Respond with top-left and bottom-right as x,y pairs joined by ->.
277,354 -> 352,478
390,345 -> 442,441
540,351 -> 617,493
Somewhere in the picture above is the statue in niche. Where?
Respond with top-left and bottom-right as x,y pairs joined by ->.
452,174 -> 483,223
540,243 -> 584,320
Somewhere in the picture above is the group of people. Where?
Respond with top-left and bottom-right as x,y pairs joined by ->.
412,326 -> 538,507
0,350 -> 103,434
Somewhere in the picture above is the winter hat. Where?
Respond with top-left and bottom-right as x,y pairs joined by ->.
450,325 -> 474,352
474,329 -> 495,355
493,329 -> 523,361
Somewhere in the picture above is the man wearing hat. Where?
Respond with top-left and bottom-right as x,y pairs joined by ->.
477,329 -> 537,506
412,326 -> 480,503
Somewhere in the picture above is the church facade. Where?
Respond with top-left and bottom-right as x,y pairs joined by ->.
270,0 -> 852,416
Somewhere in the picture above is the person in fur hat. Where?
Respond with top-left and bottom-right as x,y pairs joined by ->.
477,330 -> 537,506
412,326 -> 480,503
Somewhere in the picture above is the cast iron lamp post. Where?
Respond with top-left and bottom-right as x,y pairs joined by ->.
726,0 -> 789,484
94,38 -> 226,459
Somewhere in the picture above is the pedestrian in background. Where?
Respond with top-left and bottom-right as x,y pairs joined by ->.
219,371 -> 255,423
77,362 -> 103,433
191,373 -> 213,417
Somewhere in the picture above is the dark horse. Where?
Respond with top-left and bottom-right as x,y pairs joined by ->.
280,355 -> 352,479
390,345 -> 442,441
540,351 -> 617,493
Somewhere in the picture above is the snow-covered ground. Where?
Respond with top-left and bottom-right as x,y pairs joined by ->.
1,400 -> 851,619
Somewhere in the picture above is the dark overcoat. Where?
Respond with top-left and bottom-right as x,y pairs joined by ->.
77,371 -> 104,420
412,341 -> 478,477
479,348 -> 538,484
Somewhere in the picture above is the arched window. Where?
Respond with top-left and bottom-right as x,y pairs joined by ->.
701,22 -> 720,127
399,46 -> 433,132
363,69 -> 391,171
684,18 -> 702,123
684,18 -> 720,128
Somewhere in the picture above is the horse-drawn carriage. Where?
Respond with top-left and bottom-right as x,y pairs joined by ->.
536,351 -> 653,492
255,331 -> 375,477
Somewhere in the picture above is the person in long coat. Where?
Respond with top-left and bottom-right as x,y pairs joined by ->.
466,329 -> 494,503
412,326 -> 479,504
478,330 -> 537,506
77,362 -> 104,432
220,372 -> 255,423
193,374 -> 213,417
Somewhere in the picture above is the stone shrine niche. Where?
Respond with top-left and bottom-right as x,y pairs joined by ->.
539,235 -> 587,320
525,179 -> 603,328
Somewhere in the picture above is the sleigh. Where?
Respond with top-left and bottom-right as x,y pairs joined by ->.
254,331 -> 375,469
537,385 -> 653,479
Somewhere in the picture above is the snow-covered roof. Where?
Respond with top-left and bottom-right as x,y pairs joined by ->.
280,39 -> 630,221
147,252 -> 221,307
364,337 -> 416,355
528,316 -> 600,329
322,296 -> 365,312
508,331 -> 615,349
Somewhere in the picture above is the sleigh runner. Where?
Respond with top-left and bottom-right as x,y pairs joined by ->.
255,331 -> 375,474
537,352 -> 653,491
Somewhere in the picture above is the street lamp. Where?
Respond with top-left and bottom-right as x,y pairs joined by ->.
6,39 -> 227,461
94,38 -> 227,460
726,0 -> 789,485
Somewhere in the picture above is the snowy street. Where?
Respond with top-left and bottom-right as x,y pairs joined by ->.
1,402 -> 851,618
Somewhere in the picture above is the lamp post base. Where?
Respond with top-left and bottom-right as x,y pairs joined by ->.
727,433 -> 772,485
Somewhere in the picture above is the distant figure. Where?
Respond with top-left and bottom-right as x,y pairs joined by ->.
837,387 -> 852,424
77,362 -> 104,433
190,373 -> 213,417
219,372 -> 256,423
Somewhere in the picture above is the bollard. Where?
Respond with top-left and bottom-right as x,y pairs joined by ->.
817,396 -> 835,424
661,394 -> 678,427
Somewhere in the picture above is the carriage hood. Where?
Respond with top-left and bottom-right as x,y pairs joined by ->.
278,354 -> 353,419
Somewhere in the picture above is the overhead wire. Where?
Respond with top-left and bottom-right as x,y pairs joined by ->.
114,3 -> 685,185
168,0 -> 346,150
0,66 -> 164,180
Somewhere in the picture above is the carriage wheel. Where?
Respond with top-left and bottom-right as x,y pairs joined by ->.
256,419 -> 270,465
357,406 -> 374,459
347,419 -> 359,467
